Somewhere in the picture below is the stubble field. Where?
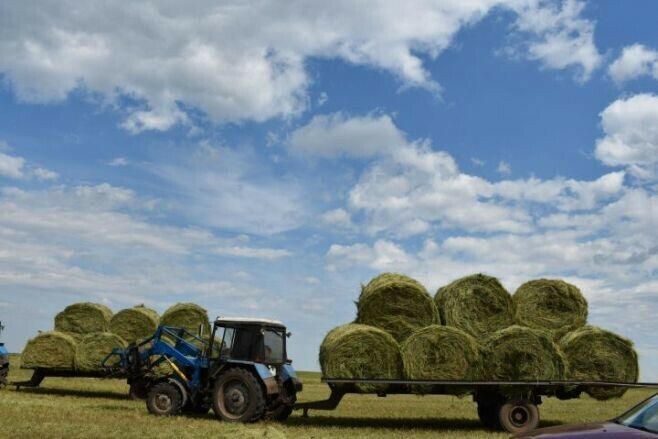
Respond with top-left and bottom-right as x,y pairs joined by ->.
1,354 -> 653,438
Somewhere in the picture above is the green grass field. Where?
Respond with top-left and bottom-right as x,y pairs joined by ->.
1,354 -> 654,438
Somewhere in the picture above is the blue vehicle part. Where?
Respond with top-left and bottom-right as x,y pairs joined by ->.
0,321 -> 8,387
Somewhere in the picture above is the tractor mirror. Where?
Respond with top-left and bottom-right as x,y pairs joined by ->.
286,332 -> 292,338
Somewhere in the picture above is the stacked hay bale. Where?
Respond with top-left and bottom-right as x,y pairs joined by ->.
21,301 -> 210,373
321,272 -> 639,400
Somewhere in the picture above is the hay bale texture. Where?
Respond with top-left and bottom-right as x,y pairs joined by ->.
435,274 -> 514,338
54,302 -> 113,334
319,323 -> 402,392
482,325 -> 566,380
401,325 -> 481,382
75,332 -> 127,371
356,273 -> 437,342
514,279 -> 587,338
21,331 -> 77,369
110,305 -> 159,344
560,326 -> 639,400
161,302 -> 211,335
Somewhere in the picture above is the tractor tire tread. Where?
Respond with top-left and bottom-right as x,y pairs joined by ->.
213,367 -> 266,423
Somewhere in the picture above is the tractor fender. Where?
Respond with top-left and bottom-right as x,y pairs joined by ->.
165,377 -> 188,407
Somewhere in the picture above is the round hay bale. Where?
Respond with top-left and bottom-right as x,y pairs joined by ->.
401,325 -> 481,383
110,305 -> 159,344
75,332 -> 127,371
482,325 -> 567,380
319,323 -> 402,393
21,331 -> 77,369
161,302 -> 211,335
560,326 -> 638,400
435,273 -> 514,338
356,273 -> 437,342
513,279 -> 588,339
54,302 -> 113,334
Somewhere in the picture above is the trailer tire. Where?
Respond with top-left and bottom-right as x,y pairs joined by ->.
146,382 -> 183,416
498,399 -> 539,434
213,367 -> 266,422
477,401 -> 500,429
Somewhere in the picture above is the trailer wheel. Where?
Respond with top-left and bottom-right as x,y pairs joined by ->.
477,401 -> 500,429
213,368 -> 266,422
498,399 -> 539,434
146,382 -> 183,416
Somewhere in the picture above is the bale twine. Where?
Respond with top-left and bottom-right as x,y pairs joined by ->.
75,332 -> 127,371
161,302 -> 211,335
401,325 -> 481,393
21,331 -> 77,369
560,326 -> 639,400
319,323 -> 402,393
54,302 -> 113,334
482,325 -> 567,380
435,274 -> 514,338
513,279 -> 588,339
110,305 -> 159,344
356,273 -> 437,342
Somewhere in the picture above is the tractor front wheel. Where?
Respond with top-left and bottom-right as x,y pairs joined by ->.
146,382 -> 183,416
213,368 -> 266,422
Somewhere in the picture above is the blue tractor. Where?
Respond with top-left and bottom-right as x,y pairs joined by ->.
104,317 -> 302,422
0,321 -> 8,388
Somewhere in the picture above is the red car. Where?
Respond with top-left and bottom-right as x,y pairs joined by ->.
517,394 -> 658,438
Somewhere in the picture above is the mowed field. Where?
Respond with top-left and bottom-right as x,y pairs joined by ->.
1,354 -> 654,438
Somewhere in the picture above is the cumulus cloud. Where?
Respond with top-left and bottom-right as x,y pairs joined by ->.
0,152 -> 25,179
294,112 -> 625,237
0,1 -> 601,132
595,93 -> 658,178
511,0 -> 602,81
609,44 -> 658,83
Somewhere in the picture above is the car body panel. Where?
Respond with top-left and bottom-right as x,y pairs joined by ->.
517,421 -> 657,438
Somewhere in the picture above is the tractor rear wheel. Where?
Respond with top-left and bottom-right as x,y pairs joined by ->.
146,382 -> 183,416
213,368 -> 266,422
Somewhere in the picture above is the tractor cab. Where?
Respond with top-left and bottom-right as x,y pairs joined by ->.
210,317 -> 288,366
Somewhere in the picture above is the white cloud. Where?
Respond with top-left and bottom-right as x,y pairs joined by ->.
0,152 -> 25,179
609,44 -> 658,83
0,1 -> 601,132
320,208 -> 354,229
289,113 -> 405,159
497,160 -> 512,175
470,157 -> 485,167
214,246 -> 291,259
595,94 -> 658,177
511,0 -> 602,81
108,157 -> 129,167
291,113 -> 622,237
32,167 -> 59,181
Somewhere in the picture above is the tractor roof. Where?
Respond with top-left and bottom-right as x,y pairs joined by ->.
215,317 -> 285,328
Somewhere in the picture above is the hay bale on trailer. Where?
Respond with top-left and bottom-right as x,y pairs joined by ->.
161,302 -> 211,335
319,323 -> 402,393
435,274 -> 514,338
560,326 -> 639,400
54,302 -> 113,335
356,273 -> 437,342
75,332 -> 127,371
401,325 -> 481,386
110,305 -> 159,344
482,325 -> 567,381
21,331 -> 77,369
513,279 -> 587,339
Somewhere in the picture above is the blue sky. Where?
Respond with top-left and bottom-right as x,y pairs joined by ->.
0,1 -> 657,376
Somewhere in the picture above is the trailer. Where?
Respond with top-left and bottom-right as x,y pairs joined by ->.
294,377 -> 658,434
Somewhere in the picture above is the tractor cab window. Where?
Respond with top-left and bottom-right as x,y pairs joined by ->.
263,329 -> 284,364
216,325 -> 285,364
